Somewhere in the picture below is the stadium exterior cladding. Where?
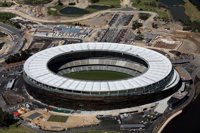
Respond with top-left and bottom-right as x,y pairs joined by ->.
23,43 -> 182,110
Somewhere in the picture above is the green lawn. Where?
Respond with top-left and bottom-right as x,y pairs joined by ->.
0,125 -> 35,133
184,0 -> 200,21
23,0 -> 52,5
132,0 -> 169,21
47,115 -> 68,122
64,70 -> 132,81
89,0 -> 120,8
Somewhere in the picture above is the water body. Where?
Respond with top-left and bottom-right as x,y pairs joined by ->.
163,95 -> 200,133
160,0 -> 190,23
60,7 -> 89,15
60,5 -> 110,16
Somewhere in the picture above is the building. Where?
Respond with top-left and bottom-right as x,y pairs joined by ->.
23,42 -> 182,111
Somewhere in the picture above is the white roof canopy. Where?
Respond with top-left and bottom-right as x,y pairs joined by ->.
24,42 -> 172,93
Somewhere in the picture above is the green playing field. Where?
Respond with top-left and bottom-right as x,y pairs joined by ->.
64,70 -> 132,81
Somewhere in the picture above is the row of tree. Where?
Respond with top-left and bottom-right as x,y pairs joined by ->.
0,13 -> 21,29
183,21 -> 200,32
5,49 -> 33,64
139,13 -> 150,21
90,0 -> 100,3
0,108 -> 17,127
132,20 -> 143,30
23,0 -> 52,5
0,1 -> 14,7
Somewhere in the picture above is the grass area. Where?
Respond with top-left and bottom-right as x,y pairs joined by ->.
0,2 -> 14,7
79,130 -> 119,133
132,0 -> 169,21
48,4 -> 63,16
0,124 -> 35,133
0,13 -> 20,28
47,115 -> 68,122
85,5 -> 111,13
0,12 -> 15,23
184,0 -> 200,21
90,0 -> 121,8
48,5 -> 111,16
48,0 -> 119,16
64,70 -> 132,81
23,0 -> 52,5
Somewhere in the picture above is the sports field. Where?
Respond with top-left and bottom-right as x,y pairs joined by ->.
47,115 -> 68,122
64,70 -> 132,81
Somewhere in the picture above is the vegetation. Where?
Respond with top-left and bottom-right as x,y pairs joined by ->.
139,13 -> 150,20
132,0 -> 169,21
57,0 -> 63,6
23,0 -> 52,5
85,5 -> 110,13
90,0 -> 100,3
64,70 -> 132,81
68,2 -> 76,5
0,13 -> 20,29
184,0 -> 200,21
181,0 -> 200,32
48,0 -> 118,16
47,115 -> 68,122
0,32 -> 7,37
152,22 -> 158,29
48,7 -> 60,16
89,0 -> 120,8
183,21 -> 200,32
49,5 -> 111,16
5,49 -> 32,64
132,20 -> 143,30
189,0 -> 200,10
0,124 -> 35,133
0,13 -> 15,24
0,108 -> 17,127
0,1 -> 14,7
47,0 -> 64,16
135,34 -> 144,40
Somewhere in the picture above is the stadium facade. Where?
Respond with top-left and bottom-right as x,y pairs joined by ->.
23,43 -> 182,110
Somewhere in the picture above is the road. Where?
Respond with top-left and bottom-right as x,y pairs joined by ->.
0,7 -> 157,24
0,22 -> 24,59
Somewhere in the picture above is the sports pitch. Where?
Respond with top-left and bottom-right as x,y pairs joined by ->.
47,115 -> 68,122
64,70 -> 132,81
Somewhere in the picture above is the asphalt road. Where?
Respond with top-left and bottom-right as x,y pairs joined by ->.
0,22 -> 24,58
0,7 -> 157,24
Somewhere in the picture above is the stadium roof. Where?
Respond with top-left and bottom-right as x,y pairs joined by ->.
23,42 -> 172,92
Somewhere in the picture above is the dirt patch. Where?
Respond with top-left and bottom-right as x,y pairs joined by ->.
2,91 -> 25,105
154,41 -> 177,49
79,13 -> 113,27
178,39 -> 199,53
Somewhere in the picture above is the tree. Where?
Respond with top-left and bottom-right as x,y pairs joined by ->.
152,22 -> 158,29
58,0 -> 63,6
139,13 -> 150,21
90,0 -> 99,3
5,49 -> 33,64
0,108 -> 17,127
132,20 -> 143,30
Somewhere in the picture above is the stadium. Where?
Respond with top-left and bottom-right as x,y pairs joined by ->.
23,42 -> 182,111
